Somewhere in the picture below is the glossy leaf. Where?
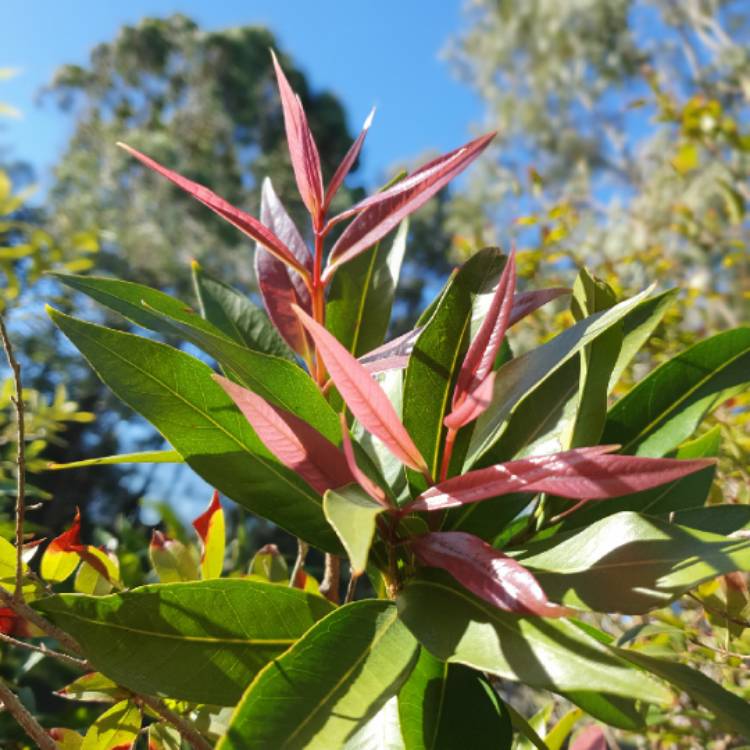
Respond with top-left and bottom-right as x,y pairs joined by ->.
409,447 -> 711,512
398,648 -> 513,750
149,531 -> 200,583
48,308 -> 340,551
191,260 -> 294,359
325,108 -> 375,212
256,177 -> 313,358
327,218 -> 408,356
192,490 -> 225,580
412,532 -> 568,617
323,486 -> 385,575
218,601 -> 419,750
40,509 -> 82,583
358,328 -> 422,374
36,579 -> 334,706
520,511 -> 750,613
467,287 -> 653,468
324,132 -> 495,279
48,449 -> 183,471
603,327 -> 750,456
397,570 -> 671,704
117,142 -> 306,275
56,673 -> 127,704
216,375 -> 353,494
343,696 -> 404,750
270,51 -> 324,217
296,306 -> 428,474
403,248 -> 507,486
81,700 -> 141,750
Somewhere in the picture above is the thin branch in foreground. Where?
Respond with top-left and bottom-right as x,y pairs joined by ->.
0,676 -> 58,750
0,315 -> 27,602
320,553 -> 341,604
344,567 -> 359,604
0,631 -> 88,670
289,538 -> 309,588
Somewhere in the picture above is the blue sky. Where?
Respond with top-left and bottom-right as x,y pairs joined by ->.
3,0 -> 482,191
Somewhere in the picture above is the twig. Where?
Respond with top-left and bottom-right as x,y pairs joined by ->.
139,694 -> 212,750
289,538 -> 309,588
0,315 -> 27,602
0,631 -> 88,670
687,592 -> 750,630
320,554 -> 340,604
0,676 -> 58,750
344,567 -> 359,604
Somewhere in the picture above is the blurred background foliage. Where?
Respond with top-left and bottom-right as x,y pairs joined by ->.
0,3 -> 749,747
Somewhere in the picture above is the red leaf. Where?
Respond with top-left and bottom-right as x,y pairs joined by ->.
0,607 -> 29,637
48,507 -> 82,552
408,447 -> 713,512
324,108 -> 375,212
323,132 -> 496,281
117,143 -> 307,277
256,178 -> 313,357
192,490 -> 221,546
271,51 -> 324,219
215,375 -> 353,494
339,413 -> 389,506
508,287 -> 570,327
444,371 -> 496,430
412,531 -> 570,617
294,306 -> 430,475
570,726 -> 609,750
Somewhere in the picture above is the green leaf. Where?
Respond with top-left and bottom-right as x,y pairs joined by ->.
218,601 -> 419,750
191,261 -> 294,358
520,511 -> 750,613
467,287 -> 653,468
603,327 -> 750,456
443,492 -> 531,543
48,449 -> 183,470
343,697 -> 405,750
615,648 -> 750,738
81,700 -> 141,750
148,723 -> 182,750
35,579 -> 334,706
672,504 -> 750,535
323,486 -> 385,575
327,219 -> 408,356
48,308 -> 340,550
397,571 -> 671,704
56,672 -> 128,704
404,248 -> 506,487
398,648 -> 512,749
505,704 -> 548,750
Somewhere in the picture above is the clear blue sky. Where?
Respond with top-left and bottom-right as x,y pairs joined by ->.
2,0 -> 481,191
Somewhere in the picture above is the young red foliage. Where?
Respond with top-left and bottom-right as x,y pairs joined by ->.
338,413 -> 389,507
192,490 -> 221,549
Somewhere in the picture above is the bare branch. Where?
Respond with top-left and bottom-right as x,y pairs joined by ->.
0,676 -> 58,750
289,538 -> 309,588
0,630 -> 89,670
320,553 -> 341,604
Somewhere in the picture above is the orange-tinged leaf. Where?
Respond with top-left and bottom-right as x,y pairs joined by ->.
295,306 -> 429,475
41,509 -> 82,583
49,728 -> 84,750
192,490 -> 226,580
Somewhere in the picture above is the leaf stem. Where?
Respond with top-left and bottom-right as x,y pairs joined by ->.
439,427 -> 458,482
0,314 -> 27,602
0,676 -> 58,750
289,538 -> 309,587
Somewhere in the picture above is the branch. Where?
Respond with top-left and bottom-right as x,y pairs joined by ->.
320,554 -> 341,604
289,538 -> 309,588
0,676 -> 58,750
139,694 -> 213,750
0,314 -> 26,602
0,631 -> 88,670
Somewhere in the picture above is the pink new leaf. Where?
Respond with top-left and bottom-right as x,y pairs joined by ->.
446,249 -> 516,429
294,306 -> 430,476
508,287 -> 570,327
117,143 -> 307,277
256,178 -> 313,357
412,531 -> 570,617
339,413 -> 389,507
570,726 -> 609,750
271,51 -> 324,219
322,132 -> 496,281
408,447 -> 713,512
324,108 -> 375,213
215,375 -> 353,495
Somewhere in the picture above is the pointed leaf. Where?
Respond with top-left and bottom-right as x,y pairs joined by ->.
409,448 -> 711,512
249,544 -> 289,583
295,306 -> 428,474
217,601 -> 418,750
324,132 -> 495,279
40,509 -> 82,583
215,375 -> 353,494
81,700 -> 141,750
411,531 -> 569,617
397,570 -> 671,704
358,327 -> 422,374
323,486 -> 385,575
508,288 -> 570,328
56,673 -> 127,705
192,260 -> 294,359
48,308 -> 340,551
325,108 -> 375,211
35,579 -> 334,706
270,51 -> 324,217
256,177 -> 314,357
192,490 -> 225,580
339,414 -> 389,506
48,450 -> 182,471
117,143 -> 306,276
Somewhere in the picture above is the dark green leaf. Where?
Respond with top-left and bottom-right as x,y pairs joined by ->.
36,580 -> 333,706
218,600 -> 418,750
48,308 -> 340,550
